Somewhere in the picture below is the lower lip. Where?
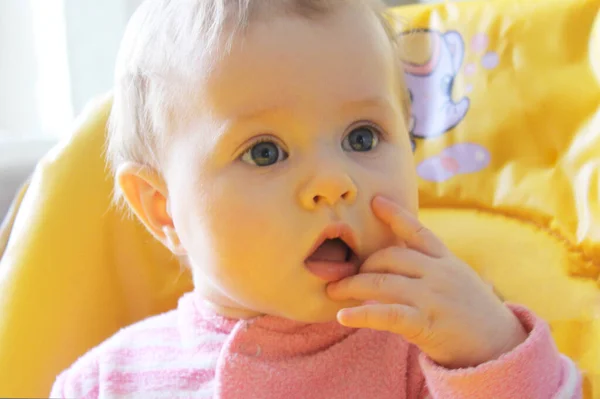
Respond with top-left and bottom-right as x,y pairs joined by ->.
304,260 -> 359,282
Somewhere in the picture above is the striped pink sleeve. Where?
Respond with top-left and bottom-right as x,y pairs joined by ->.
50,357 -> 100,398
48,302 -> 229,398
418,304 -> 581,399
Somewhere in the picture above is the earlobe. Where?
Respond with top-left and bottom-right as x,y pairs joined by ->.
116,163 -> 186,256
163,226 -> 187,256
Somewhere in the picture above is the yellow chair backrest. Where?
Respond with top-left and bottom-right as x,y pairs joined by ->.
393,0 -> 600,396
0,96 -> 193,397
0,0 -> 599,397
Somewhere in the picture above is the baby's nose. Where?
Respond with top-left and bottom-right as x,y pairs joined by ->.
298,171 -> 357,210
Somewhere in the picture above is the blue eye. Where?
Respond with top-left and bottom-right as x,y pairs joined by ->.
241,139 -> 288,167
342,126 -> 380,152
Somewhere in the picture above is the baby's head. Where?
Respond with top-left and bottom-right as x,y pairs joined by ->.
108,0 -> 417,322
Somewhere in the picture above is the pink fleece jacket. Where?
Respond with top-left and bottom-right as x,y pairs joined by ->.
50,291 -> 581,398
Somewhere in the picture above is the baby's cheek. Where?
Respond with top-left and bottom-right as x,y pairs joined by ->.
368,160 -> 418,213
393,156 -> 419,213
356,150 -> 417,254
203,192 -> 300,303
207,188 -> 283,260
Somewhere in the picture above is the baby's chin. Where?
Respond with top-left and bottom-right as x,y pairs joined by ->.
274,297 -> 363,324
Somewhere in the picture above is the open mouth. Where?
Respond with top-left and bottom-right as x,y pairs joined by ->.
304,225 -> 360,282
306,238 -> 356,263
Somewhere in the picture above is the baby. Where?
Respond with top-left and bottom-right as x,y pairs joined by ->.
51,0 -> 581,398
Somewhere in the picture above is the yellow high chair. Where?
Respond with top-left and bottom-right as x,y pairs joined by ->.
1,0 -> 600,397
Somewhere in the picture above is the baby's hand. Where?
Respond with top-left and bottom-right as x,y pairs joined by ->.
327,196 -> 527,369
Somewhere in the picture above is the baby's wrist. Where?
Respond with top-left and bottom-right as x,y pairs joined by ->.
430,309 -> 528,369
419,305 -> 567,399
463,305 -> 529,368
486,314 -> 528,362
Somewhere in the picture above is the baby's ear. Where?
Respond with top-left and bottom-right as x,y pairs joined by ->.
116,163 -> 187,256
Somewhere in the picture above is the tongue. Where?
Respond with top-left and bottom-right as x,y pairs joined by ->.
308,239 -> 348,262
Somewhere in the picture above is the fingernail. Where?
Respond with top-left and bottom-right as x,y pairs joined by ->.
337,308 -> 354,324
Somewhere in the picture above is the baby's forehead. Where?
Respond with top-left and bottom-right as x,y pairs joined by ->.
187,10 -> 401,121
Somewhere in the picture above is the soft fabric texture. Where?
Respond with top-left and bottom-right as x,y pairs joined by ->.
50,292 -> 580,398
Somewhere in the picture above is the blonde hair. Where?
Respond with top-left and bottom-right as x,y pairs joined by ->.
106,0 -> 408,199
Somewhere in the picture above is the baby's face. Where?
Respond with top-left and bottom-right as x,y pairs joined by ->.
163,4 -> 417,322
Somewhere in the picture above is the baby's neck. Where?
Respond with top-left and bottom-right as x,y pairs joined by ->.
203,300 -> 263,320
192,276 -> 264,320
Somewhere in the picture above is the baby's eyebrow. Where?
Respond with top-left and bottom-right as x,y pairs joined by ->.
232,95 -> 392,123
340,96 -> 391,113
232,104 -> 288,123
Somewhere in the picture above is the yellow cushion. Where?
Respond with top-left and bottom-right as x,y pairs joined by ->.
0,96 -> 192,397
392,0 -> 600,395
0,0 -> 599,397
422,209 -> 600,398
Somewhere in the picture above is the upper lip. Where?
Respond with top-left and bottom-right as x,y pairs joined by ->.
305,222 -> 359,261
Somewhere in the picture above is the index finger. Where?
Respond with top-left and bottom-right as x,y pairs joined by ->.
371,196 -> 448,258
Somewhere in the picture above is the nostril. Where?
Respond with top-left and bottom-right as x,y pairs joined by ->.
342,189 -> 357,202
309,189 -> 355,207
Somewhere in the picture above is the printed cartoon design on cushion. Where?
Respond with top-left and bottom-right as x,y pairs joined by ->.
400,29 -> 499,183
401,29 -> 470,140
